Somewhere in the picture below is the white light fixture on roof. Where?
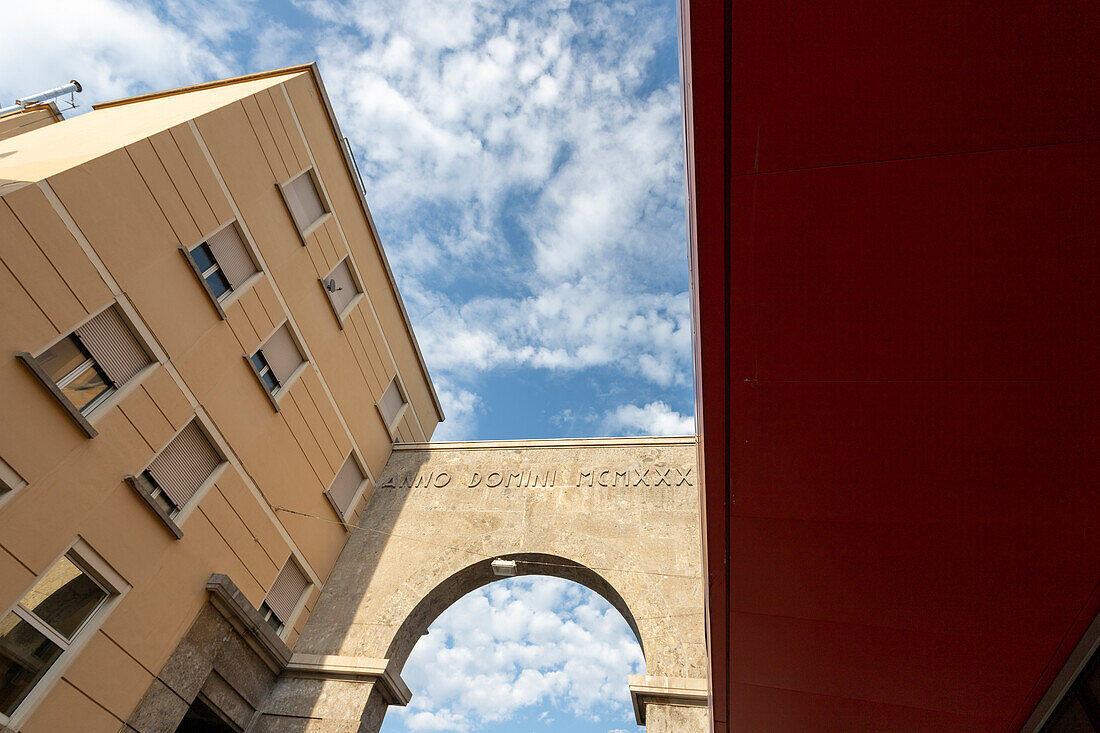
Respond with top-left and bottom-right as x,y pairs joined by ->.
491,559 -> 517,577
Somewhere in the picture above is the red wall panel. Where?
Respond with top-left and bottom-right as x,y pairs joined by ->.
683,0 -> 1100,728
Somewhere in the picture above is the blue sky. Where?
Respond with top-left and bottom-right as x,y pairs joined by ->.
384,577 -> 644,733
2,1 -> 690,729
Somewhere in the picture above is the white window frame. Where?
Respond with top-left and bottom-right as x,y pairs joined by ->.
276,167 -> 332,245
257,600 -> 284,635
0,537 -> 130,729
48,337 -> 114,415
181,220 -> 264,320
246,321 -> 309,411
134,416 -> 228,527
19,300 -> 160,438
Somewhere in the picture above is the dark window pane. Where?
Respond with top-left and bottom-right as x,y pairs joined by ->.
152,489 -> 178,517
134,470 -> 158,494
261,370 -> 279,392
20,556 -> 107,639
204,270 -> 231,299
259,603 -> 283,634
38,336 -> 87,383
252,352 -> 279,393
0,611 -> 64,716
189,243 -> 217,273
60,362 -> 112,413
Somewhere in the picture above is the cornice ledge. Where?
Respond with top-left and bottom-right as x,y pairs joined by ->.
394,435 -> 698,451
206,573 -> 291,673
284,653 -> 412,706
628,675 -> 709,725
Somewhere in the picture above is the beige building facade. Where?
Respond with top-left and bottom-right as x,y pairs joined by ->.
0,66 -> 443,732
0,67 -> 706,733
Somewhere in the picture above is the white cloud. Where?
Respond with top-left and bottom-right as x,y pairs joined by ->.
603,401 -> 694,436
390,577 -> 644,731
2,0 -> 694,440
429,378 -> 480,442
0,0 -> 234,106
298,0 -> 692,406
405,282 -> 691,388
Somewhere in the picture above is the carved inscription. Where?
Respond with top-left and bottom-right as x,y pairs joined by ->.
379,466 -> 693,490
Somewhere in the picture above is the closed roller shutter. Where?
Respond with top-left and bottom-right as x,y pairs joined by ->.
263,325 -> 303,384
147,421 -> 221,508
266,558 -> 308,624
378,378 -> 405,429
329,455 -> 365,515
284,171 -> 326,231
76,306 -> 150,385
327,259 -> 357,314
206,224 -> 256,287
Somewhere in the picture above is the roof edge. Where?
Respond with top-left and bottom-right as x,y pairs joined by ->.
0,101 -> 62,121
299,63 -> 447,423
393,435 -> 697,450
92,64 -> 316,111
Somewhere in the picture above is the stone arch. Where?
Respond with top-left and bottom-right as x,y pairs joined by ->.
253,438 -> 709,732
385,552 -> 645,671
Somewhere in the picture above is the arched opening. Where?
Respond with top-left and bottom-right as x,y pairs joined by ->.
379,554 -> 646,731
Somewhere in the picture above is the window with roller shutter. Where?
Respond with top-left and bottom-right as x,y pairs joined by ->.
140,420 -> 222,517
187,222 -> 257,306
377,377 -> 407,436
27,304 -> 153,419
280,169 -> 328,235
74,306 -> 151,387
322,258 -> 360,320
327,453 -> 367,519
250,324 -> 305,399
260,557 -> 310,635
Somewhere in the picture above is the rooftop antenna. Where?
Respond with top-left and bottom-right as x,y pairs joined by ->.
0,80 -> 82,117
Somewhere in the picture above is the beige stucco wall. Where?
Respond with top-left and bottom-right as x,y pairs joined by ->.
0,69 -> 439,732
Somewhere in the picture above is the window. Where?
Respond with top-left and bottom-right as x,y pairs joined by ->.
0,545 -> 124,722
261,558 -> 309,637
136,420 -> 223,520
189,243 -> 231,300
322,258 -> 362,322
377,377 -> 408,437
37,335 -> 112,414
21,305 -> 153,430
257,601 -> 283,635
251,351 -> 279,393
280,169 -> 328,235
327,453 -> 367,520
250,324 -> 305,400
133,470 -> 176,517
187,223 -> 258,307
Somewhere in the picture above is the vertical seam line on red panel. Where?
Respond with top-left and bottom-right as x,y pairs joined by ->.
723,0 -> 733,728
